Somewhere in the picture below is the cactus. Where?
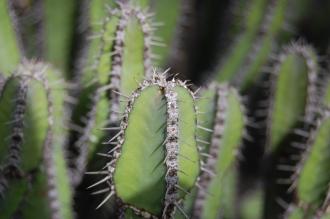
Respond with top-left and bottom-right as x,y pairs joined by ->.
217,0 -> 290,91
87,73 -> 200,218
192,84 -> 245,218
173,84 -> 245,219
0,0 -> 21,74
262,42 -> 320,218
1,0 -> 330,219
284,109 -> 330,219
67,1 -> 158,185
216,0 -> 268,83
265,43 -> 319,152
44,0 -> 78,75
0,60 -> 73,219
150,0 -> 181,67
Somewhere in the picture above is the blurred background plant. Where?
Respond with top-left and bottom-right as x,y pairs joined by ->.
1,0 -> 330,218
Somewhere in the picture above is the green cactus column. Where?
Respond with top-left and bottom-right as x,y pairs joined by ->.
68,1 -> 158,186
0,0 -> 22,75
191,84 -> 245,219
216,0 -> 267,83
263,43 -> 320,218
285,109 -> 330,219
0,60 -> 73,219
266,43 -> 319,152
150,0 -> 181,67
44,0 -> 77,76
88,73 -> 200,218
235,0 -> 289,91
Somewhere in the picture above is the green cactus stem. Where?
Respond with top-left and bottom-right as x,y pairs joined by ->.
44,0 -> 77,75
67,1 -> 159,186
0,60 -> 73,219
266,43 -> 319,152
234,0 -> 289,91
150,0 -> 181,67
216,0 -> 267,83
191,84 -> 245,219
285,109 -> 330,219
0,0 -> 22,75
87,73 -> 200,218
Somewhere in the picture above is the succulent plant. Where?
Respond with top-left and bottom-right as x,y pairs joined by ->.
0,60 -> 73,219
1,0 -> 330,219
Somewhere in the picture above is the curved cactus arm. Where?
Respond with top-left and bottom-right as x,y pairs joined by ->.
216,0 -> 267,83
0,60 -> 73,219
191,84 -> 245,219
284,110 -> 330,218
234,0 -> 290,91
0,0 -> 22,75
87,73 -> 200,218
266,43 -> 319,152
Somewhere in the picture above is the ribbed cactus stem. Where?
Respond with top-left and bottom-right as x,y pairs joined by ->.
68,1 -> 158,186
285,109 -> 330,218
0,60 -> 73,219
266,42 -> 319,152
188,83 -> 245,219
193,84 -> 228,218
4,80 -> 27,177
88,72 -> 200,218
109,2 -> 154,124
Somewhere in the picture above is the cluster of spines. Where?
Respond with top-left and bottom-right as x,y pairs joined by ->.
162,81 -> 180,218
